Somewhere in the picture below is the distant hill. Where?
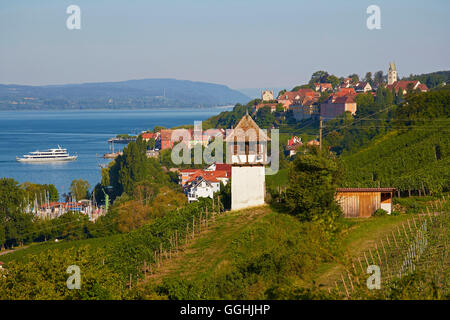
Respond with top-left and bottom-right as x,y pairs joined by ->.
0,79 -> 249,110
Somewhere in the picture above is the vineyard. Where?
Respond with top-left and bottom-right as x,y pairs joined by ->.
341,126 -> 450,195
328,197 -> 449,299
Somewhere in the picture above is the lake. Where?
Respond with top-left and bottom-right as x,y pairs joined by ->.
0,108 -> 231,197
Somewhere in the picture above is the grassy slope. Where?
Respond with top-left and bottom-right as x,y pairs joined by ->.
140,205 -> 417,296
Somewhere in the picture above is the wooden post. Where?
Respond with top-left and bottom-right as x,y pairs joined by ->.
364,252 -> 369,267
402,223 -> 409,240
392,231 -> 399,249
386,234 -> 391,247
200,211 -> 203,233
413,217 -> 417,229
380,239 -> 387,261
352,263 -> 360,285
175,230 -> 178,254
348,273 -> 354,291
341,274 -> 349,298
407,219 -> 412,233
192,216 -> 195,239
358,257 -> 364,273
375,243 -> 382,266
369,248 -> 375,265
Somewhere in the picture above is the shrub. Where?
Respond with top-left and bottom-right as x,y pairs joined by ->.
373,208 -> 388,217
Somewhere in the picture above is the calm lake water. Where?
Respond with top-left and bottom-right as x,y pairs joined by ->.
0,108 -> 231,197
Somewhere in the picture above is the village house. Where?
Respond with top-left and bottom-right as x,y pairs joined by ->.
334,87 -> 357,98
254,102 -> 282,113
290,99 -> 319,121
183,169 -> 230,202
386,80 -> 428,95
320,95 -> 357,120
141,132 -> 157,142
179,168 -> 201,186
185,176 -> 220,202
204,162 -> 232,176
336,188 -> 396,217
313,83 -> 333,92
277,88 -> 319,110
354,81 -> 372,93
341,77 -> 353,88
159,129 -> 175,150
286,136 -> 302,156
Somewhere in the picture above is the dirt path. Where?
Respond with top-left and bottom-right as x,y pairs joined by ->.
0,245 -> 30,257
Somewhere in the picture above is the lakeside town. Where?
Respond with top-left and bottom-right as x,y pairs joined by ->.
25,62 -> 436,220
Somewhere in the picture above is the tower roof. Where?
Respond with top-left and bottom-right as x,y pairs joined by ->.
226,114 -> 270,142
389,62 -> 397,71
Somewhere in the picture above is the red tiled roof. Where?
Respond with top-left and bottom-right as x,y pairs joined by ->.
333,96 -> 355,104
141,132 -> 155,139
336,88 -> 356,96
214,163 -> 232,176
186,170 -> 229,184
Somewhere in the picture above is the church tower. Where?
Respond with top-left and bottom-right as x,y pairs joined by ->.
388,62 -> 397,85
226,113 -> 269,210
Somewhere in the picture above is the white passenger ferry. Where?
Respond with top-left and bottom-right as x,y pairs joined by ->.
16,146 -> 77,163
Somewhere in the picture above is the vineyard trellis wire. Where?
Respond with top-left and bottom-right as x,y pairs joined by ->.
329,196 -> 449,299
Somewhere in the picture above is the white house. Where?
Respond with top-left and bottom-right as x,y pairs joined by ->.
185,176 -> 221,202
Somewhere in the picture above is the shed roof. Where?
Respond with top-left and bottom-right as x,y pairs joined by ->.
337,188 -> 396,192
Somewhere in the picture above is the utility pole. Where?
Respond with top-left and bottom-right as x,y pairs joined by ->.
319,116 -> 323,151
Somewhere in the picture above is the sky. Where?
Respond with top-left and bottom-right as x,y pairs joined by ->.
1,0 -> 449,90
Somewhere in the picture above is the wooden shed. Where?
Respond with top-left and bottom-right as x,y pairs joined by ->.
336,188 -> 396,218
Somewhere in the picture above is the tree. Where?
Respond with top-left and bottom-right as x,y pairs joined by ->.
309,71 -> 330,84
374,70 -> 384,85
283,148 -> 342,230
326,75 -> 340,88
349,74 -> 359,84
365,72 -> 373,85
152,125 -> 166,133
70,179 -> 91,201
0,178 -> 32,248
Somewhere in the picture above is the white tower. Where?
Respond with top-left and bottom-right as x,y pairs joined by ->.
388,62 -> 397,85
226,113 -> 269,210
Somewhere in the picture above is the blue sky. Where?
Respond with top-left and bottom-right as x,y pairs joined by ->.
1,0 -> 449,89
